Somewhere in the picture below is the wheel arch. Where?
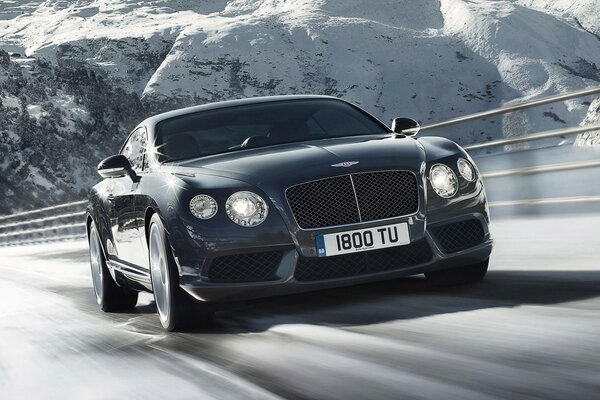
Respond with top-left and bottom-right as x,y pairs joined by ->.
144,206 -> 158,245
86,212 -> 110,266
86,213 -> 93,240
144,206 -> 185,276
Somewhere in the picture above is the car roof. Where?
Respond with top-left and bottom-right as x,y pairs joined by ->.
142,95 -> 342,127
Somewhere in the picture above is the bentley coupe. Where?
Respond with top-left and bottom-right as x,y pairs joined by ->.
87,95 -> 493,331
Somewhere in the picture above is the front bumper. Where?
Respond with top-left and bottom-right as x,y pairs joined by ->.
180,213 -> 493,302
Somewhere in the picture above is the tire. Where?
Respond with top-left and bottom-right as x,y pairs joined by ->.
425,258 -> 489,287
148,213 -> 213,331
89,222 -> 139,311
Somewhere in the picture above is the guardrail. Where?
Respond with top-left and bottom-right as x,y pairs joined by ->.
419,86 -> 600,132
0,86 -> 598,246
464,124 -> 600,151
0,201 -> 87,246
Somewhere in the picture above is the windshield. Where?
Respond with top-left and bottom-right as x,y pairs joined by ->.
154,99 -> 390,162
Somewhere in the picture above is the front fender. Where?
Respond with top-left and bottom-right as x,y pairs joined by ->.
136,171 -> 294,276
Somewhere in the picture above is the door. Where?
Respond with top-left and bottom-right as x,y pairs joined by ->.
110,127 -> 148,267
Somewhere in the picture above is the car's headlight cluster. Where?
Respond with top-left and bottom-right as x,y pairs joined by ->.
430,164 -> 458,198
189,191 -> 268,227
226,191 -> 268,227
189,195 -> 218,219
429,158 -> 477,198
457,158 -> 475,182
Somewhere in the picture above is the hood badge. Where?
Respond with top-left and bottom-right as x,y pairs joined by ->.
331,161 -> 359,168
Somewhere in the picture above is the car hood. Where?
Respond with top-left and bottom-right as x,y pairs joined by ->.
168,135 -> 427,188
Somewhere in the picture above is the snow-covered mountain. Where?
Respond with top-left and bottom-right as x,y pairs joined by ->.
0,0 -> 599,213
575,98 -> 600,145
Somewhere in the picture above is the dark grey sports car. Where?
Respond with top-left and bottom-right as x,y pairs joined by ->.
86,95 -> 493,331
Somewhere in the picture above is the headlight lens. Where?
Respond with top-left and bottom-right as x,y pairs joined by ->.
189,195 -> 218,219
457,158 -> 475,182
226,191 -> 268,227
430,164 -> 458,198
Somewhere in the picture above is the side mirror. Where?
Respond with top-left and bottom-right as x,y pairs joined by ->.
97,155 -> 139,182
391,117 -> 420,136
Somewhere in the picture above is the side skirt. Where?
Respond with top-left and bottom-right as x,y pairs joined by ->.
107,259 -> 152,291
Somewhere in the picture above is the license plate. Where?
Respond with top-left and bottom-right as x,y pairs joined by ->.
316,223 -> 410,257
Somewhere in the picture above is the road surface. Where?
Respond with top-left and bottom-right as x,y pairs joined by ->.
1,215 -> 599,399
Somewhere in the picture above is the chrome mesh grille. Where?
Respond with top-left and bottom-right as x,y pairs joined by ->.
286,170 -> 418,229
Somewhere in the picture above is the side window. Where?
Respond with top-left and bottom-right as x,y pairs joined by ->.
121,127 -> 147,172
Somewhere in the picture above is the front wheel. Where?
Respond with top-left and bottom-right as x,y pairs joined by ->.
89,222 -> 138,311
425,258 -> 489,287
148,214 -> 213,331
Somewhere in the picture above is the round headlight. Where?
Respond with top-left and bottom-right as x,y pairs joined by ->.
226,191 -> 268,227
189,195 -> 218,219
457,158 -> 475,182
430,164 -> 458,198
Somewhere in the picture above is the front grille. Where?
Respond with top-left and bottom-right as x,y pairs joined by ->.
352,171 -> 419,221
294,239 -> 433,282
286,170 -> 419,229
429,219 -> 485,253
205,251 -> 283,283
286,175 -> 360,229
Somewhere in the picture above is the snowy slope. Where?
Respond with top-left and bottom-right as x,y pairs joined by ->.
0,0 -> 599,213
2,0 -> 599,130
516,0 -> 600,35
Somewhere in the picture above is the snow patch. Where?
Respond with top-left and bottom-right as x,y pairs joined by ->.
1,95 -> 20,109
26,104 -> 47,118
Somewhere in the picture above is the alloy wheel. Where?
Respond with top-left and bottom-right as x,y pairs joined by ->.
89,226 -> 103,304
149,223 -> 171,325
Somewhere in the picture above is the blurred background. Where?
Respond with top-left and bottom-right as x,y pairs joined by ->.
1,1 -> 599,399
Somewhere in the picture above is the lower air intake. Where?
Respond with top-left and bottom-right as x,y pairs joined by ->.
429,219 -> 485,253
294,239 -> 433,282
206,251 -> 283,283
